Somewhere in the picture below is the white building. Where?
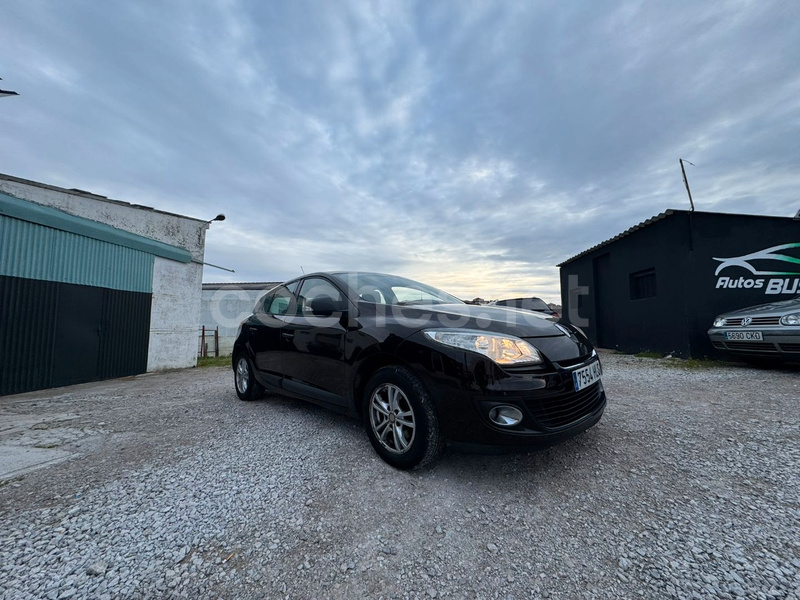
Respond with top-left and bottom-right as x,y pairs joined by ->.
0,173 -> 216,394
200,282 -> 280,356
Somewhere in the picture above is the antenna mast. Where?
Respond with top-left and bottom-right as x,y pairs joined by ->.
679,159 -> 695,212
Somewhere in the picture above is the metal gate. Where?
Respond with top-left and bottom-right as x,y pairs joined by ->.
0,275 -> 151,395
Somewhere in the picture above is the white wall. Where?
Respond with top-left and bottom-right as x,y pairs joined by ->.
199,287 -> 271,356
0,176 -> 208,371
149,257 -> 205,370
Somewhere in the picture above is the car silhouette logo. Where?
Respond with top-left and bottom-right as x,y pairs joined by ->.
741,317 -> 752,327
713,243 -> 800,276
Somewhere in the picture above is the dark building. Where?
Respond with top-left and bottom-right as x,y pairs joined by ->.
558,209 -> 800,358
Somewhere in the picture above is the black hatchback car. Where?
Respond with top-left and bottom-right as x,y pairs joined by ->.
232,272 -> 605,469
493,297 -> 560,321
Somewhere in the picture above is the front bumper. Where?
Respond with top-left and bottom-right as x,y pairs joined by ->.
409,352 -> 607,448
708,327 -> 800,359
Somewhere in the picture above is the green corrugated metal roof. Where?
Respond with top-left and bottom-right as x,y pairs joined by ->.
0,191 -> 191,263
0,216 -> 154,292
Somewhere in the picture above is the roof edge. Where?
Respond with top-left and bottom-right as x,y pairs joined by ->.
0,172 -> 208,224
557,207 -> 800,267
0,192 -> 192,263
556,210 -> 677,267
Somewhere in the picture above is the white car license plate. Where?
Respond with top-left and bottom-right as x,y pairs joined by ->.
724,331 -> 763,341
573,360 -> 602,392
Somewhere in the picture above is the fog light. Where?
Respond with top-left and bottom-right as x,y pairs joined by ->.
488,405 -> 523,427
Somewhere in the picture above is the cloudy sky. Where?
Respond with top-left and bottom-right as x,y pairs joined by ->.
2,1 -> 799,302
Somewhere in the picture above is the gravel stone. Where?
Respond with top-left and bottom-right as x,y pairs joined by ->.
85,562 -> 106,576
0,354 -> 798,599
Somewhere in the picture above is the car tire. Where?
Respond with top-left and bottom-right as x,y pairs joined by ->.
234,353 -> 264,401
363,365 -> 444,470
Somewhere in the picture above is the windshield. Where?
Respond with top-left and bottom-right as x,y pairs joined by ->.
497,297 -> 549,311
333,272 -> 464,306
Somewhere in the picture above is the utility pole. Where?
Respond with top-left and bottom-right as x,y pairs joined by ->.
679,159 -> 695,212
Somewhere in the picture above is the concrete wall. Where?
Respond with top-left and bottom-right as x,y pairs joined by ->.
150,257 -> 204,369
199,285 -> 277,356
0,175 -> 208,371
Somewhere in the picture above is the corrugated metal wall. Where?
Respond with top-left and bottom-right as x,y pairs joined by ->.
98,288 -> 151,380
0,213 -> 156,396
0,277 -> 59,395
0,216 -> 154,292
0,277 -> 152,395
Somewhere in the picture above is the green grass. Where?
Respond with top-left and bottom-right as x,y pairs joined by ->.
634,351 -> 663,359
661,357 -> 732,370
197,355 -> 232,368
630,351 -> 731,370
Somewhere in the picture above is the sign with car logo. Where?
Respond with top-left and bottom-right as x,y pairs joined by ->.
714,243 -> 800,295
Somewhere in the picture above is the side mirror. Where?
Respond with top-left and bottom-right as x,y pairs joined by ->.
309,296 -> 345,317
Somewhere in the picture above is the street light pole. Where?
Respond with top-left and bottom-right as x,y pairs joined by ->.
0,77 -> 19,98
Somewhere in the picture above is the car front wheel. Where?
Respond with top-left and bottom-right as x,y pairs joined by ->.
363,366 -> 444,470
234,353 -> 264,401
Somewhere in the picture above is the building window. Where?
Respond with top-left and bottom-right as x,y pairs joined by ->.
630,268 -> 656,300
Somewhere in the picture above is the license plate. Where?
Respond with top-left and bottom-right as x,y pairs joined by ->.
572,360 -> 602,392
724,331 -> 763,341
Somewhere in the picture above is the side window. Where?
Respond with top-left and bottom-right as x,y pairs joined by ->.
267,286 -> 297,316
297,277 -> 344,316
391,286 -> 439,304
357,287 -> 386,304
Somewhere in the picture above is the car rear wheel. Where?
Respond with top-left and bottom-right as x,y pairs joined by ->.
363,366 -> 444,470
234,353 -> 264,401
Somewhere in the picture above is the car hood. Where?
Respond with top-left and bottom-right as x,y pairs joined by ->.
718,297 -> 800,318
395,303 -> 565,338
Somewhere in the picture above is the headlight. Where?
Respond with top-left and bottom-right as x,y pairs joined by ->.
423,329 -> 543,365
780,313 -> 800,326
713,317 -> 726,327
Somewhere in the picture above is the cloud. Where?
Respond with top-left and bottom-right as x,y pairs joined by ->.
1,0 -> 799,304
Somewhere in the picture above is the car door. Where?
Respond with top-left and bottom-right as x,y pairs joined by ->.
280,276 -> 348,406
248,283 -> 298,387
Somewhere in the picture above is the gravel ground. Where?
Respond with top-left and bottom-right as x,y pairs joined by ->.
0,352 -> 798,600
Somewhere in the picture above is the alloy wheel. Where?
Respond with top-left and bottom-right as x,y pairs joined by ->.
235,356 -> 250,394
369,383 -> 416,454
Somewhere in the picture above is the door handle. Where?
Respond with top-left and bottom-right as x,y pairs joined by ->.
249,327 -> 258,334
281,332 -> 295,339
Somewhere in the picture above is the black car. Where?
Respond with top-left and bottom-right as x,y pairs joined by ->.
232,272 -> 605,469
493,297 -> 560,320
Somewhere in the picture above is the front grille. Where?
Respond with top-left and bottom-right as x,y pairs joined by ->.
503,354 -> 592,375
724,341 -> 778,353
779,343 -> 800,353
525,382 -> 603,430
553,355 -> 591,369
712,341 -> 726,349
722,316 -> 781,327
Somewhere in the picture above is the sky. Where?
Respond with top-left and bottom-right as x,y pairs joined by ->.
2,1 -> 799,303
